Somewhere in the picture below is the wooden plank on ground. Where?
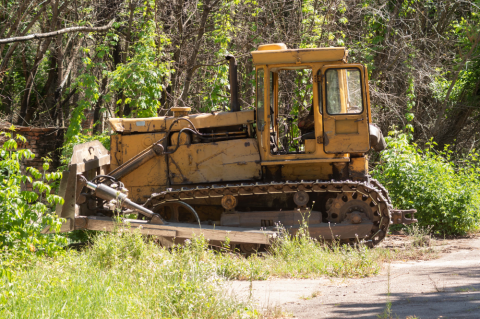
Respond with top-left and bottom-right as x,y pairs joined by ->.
75,216 -> 273,244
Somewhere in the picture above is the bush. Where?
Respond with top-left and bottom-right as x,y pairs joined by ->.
0,128 -> 67,258
372,131 -> 480,235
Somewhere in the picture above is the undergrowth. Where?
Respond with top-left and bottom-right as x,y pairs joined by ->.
0,128 -> 66,258
372,131 -> 480,236
247,225 -> 382,279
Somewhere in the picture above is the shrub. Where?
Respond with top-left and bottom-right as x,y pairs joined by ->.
0,128 -> 67,258
372,131 -> 480,235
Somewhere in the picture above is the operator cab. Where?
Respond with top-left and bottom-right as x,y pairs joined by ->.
252,43 -> 371,162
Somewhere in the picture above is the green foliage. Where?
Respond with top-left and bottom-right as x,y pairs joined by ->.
0,129 -> 67,259
199,1 -> 233,112
372,131 -> 480,235
63,48 -> 102,145
64,3 -> 173,145
109,19 -> 172,118
200,50 -> 230,112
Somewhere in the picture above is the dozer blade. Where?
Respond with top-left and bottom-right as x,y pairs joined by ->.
42,140 -> 110,234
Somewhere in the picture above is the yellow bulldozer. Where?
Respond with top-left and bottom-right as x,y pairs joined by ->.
48,43 -> 416,251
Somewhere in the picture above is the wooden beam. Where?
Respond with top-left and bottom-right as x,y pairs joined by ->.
289,222 -> 373,240
74,216 -> 372,243
75,216 -> 273,244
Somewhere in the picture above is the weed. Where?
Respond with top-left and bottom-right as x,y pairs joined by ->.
404,225 -> 434,248
300,290 -> 322,300
379,230 -> 439,262
260,304 -> 293,318
254,223 -> 383,279
378,261 -> 393,319
429,275 -> 446,293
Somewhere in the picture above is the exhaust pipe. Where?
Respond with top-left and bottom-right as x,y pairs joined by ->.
225,54 -> 240,112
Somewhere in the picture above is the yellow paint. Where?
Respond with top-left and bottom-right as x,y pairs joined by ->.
320,64 -> 370,154
170,132 -> 191,146
108,109 -> 254,134
110,134 -> 121,170
120,133 -> 168,188
349,156 -> 368,180
255,62 -> 362,162
305,139 -> 316,153
251,47 -> 347,65
335,119 -> 358,134
281,163 -> 332,181
257,43 -> 288,51
168,139 -> 261,185
364,65 -> 373,123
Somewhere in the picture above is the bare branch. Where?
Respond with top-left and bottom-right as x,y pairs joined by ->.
0,19 -> 115,44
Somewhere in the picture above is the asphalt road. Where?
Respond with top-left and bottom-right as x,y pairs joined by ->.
230,236 -> 480,319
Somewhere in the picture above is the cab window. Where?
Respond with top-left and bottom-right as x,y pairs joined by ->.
270,67 -> 314,154
325,68 -> 363,115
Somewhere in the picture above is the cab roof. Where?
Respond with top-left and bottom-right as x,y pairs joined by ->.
251,43 -> 347,65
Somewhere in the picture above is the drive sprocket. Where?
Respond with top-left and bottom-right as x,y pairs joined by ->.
325,192 -> 380,224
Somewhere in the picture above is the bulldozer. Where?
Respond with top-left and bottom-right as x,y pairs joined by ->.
48,43 -> 417,251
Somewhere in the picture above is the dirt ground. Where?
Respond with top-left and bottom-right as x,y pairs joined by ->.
230,235 -> 480,319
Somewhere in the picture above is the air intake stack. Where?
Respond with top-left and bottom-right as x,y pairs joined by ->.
225,54 -> 240,112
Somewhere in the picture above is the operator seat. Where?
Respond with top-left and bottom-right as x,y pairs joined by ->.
298,105 -> 315,141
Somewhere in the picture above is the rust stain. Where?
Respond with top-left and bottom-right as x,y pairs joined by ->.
324,133 -> 330,146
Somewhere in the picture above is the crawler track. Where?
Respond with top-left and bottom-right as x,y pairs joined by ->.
144,179 -> 392,247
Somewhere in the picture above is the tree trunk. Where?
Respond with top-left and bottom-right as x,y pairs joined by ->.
178,0 -> 216,106
93,76 -> 108,134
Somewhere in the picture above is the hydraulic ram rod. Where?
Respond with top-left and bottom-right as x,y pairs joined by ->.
109,143 -> 164,181
86,181 -> 165,225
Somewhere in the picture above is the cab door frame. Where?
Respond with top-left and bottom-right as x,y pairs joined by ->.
320,64 -> 370,154
255,66 -> 270,159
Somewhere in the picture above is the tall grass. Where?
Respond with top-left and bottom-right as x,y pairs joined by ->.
0,223 -> 432,318
247,226 -> 381,278
0,229 -> 256,319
